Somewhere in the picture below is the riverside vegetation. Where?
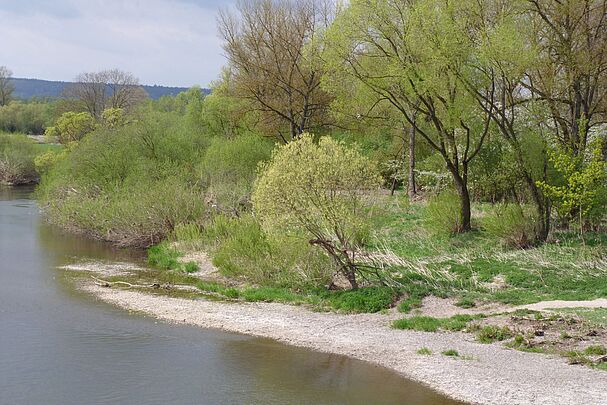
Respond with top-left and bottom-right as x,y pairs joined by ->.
5,0 -> 607,374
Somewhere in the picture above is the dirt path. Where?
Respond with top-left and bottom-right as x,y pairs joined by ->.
82,282 -> 607,405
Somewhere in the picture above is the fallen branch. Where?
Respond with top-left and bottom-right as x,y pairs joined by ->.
91,276 -> 163,289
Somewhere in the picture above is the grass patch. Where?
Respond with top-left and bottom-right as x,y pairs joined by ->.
417,347 -> 432,355
148,242 -> 199,274
393,314 -> 481,332
441,349 -> 459,357
476,325 -> 513,343
584,345 -> 607,356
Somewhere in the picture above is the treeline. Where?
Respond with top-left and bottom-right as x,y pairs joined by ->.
35,0 -> 607,294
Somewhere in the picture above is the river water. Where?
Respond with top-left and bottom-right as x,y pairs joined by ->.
0,186 -> 460,405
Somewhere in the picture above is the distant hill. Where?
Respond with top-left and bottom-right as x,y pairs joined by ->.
10,77 -> 207,100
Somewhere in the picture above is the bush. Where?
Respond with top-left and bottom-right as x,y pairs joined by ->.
198,134 -> 272,213
204,214 -> 332,289
45,112 -> 96,144
0,133 -> 39,184
423,191 -> 463,236
252,134 -> 381,289
483,204 -> 537,248
37,107 -> 208,247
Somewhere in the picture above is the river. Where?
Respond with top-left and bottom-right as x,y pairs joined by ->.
0,186 -> 459,405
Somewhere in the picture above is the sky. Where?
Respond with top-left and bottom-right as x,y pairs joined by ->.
0,0 -> 235,88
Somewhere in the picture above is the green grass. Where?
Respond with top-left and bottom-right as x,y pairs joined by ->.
193,280 -> 399,313
584,345 -> 607,356
368,198 -> 607,307
392,314 -> 482,332
417,347 -> 432,355
441,349 -> 459,357
476,325 -> 513,343
148,242 -> 199,274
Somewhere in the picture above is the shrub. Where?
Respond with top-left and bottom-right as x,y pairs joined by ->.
483,204 -> 538,248
252,134 -> 381,289
205,214 -> 332,289
45,112 -> 96,144
0,133 -> 39,184
423,191 -> 464,236
198,134 -> 272,213
537,141 -> 607,228
37,108 -> 208,247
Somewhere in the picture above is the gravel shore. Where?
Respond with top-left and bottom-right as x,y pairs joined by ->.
82,283 -> 607,405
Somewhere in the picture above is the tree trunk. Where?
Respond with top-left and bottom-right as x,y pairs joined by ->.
407,122 -> 417,199
344,266 -> 359,290
454,178 -> 472,232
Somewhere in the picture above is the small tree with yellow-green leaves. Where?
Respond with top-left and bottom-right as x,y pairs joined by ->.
252,134 -> 381,289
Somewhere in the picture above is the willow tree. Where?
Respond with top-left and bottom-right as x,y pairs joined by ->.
323,0 -> 494,231
218,0 -> 334,142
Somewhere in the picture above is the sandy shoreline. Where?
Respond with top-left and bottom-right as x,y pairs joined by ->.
81,282 -> 607,405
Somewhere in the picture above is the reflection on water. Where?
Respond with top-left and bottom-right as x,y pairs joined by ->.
0,186 -> 461,405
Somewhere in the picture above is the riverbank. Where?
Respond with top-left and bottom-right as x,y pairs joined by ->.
80,274 -> 607,405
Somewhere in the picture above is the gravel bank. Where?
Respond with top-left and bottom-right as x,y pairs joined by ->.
82,283 -> 607,405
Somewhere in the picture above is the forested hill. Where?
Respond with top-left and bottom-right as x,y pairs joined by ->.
10,77 -> 207,100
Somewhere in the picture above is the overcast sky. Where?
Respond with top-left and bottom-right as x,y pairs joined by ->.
0,0 -> 235,87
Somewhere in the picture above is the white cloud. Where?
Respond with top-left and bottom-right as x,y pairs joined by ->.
0,0 -> 233,87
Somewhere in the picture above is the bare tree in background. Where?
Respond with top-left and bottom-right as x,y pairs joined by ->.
218,0 -> 334,142
0,66 -> 15,106
63,69 -> 148,118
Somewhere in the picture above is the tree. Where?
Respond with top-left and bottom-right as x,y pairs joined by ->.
453,0 -> 553,241
324,0 -> 494,231
525,0 -> 607,155
0,66 -> 14,107
63,69 -> 148,118
218,0 -> 334,142
252,134 -> 381,289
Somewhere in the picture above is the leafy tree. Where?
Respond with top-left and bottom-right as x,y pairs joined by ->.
45,112 -> 96,144
252,134 -> 381,289
324,0 -> 494,231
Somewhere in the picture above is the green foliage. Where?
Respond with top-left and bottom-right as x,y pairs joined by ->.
476,325 -> 513,343
37,107 -> 208,247
538,142 -> 607,226
45,111 -> 96,144
584,345 -> 607,356
423,191 -> 464,236
393,315 -> 478,332
320,287 -> 396,313
441,349 -> 460,357
417,347 -> 432,355
253,134 -> 381,288
0,100 -> 55,134
199,134 -> 273,213
483,204 -> 538,248
148,242 -> 199,273
203,214 -> 332,289
0,133 -> 40,184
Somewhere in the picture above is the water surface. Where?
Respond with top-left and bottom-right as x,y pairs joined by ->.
0,186 -> 460,405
